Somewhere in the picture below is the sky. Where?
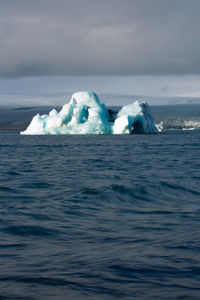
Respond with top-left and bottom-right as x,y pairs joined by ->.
1,0 -> 200,106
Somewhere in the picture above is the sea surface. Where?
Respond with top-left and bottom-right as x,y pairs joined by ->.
0,105 -> 200,299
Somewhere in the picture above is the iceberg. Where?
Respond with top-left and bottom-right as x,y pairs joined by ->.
20,91 -> 159,135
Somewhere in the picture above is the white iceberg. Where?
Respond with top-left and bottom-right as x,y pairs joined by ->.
20,91 -> 159,135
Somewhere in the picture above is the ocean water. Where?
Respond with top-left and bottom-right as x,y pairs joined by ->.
0,105 -> 200,299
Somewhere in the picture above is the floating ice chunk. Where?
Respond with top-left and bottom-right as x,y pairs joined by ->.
21,91 -> 159,135
113,101 -> 158,134
155,121 -> 163,132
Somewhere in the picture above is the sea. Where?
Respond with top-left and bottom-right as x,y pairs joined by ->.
0,103 -> 200,299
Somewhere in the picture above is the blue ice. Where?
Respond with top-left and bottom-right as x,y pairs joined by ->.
20,91 -> 159,135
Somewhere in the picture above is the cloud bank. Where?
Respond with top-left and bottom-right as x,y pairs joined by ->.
1,0 -> 200,77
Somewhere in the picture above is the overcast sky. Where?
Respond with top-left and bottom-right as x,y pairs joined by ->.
1,0 -> 200,105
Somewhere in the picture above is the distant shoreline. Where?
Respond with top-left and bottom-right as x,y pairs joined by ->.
0,126 -> 26,131
1,103 -> 200,132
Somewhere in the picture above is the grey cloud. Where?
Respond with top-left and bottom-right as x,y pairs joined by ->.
0,0 -> 200,77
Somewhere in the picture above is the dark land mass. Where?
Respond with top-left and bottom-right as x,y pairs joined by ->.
1,104 -> 200,131
0,106 -> 61,131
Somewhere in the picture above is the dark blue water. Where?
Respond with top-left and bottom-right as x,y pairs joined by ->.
0,131 -> 200,299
